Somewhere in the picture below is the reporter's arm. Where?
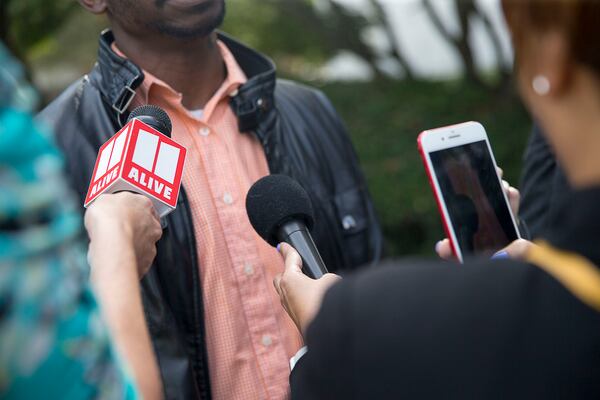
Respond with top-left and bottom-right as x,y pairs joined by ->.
85,193 -> 163,400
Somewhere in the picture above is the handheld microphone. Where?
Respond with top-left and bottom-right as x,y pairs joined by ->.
246,174 -> 328,279
84,105 -> 187,217
127,104 -> 172,137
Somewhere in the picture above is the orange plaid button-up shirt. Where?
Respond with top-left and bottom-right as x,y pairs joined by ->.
123,41 -> 303,399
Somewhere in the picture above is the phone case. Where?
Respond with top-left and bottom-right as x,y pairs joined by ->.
417,130 -> 461,261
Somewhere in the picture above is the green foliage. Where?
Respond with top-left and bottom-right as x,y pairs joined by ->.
222,0 -> 330,67
29,8 -> 106,70
319,79 -> 531,257
222,0 -> 377,78
6,0 -> 78,52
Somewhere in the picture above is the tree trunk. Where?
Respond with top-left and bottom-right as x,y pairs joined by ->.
422,0 -> 488,89
473,1 -> 512,92
369,0 -> 415,80
455,0 -> 483,86
325,0 -> 387,80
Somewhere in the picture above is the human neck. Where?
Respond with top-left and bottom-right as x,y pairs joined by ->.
561,129 -> 600,188
542,87 -> 600,189
111,27 -> 226,110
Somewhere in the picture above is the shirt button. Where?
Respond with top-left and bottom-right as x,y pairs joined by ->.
262,335 -> 272,347
244,263 -> 254,276
223,192 -> 233,205
200,127 -> 210,137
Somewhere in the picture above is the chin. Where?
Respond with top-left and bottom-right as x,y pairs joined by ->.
166,0 -> 222,14
154,0 -> 225,39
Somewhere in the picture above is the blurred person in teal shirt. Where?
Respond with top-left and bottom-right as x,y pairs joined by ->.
0,44 -> 163,399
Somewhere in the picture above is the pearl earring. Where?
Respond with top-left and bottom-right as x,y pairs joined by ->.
532,75 -> 551,96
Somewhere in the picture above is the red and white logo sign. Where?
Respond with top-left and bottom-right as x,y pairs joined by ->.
84,118 -> 187,217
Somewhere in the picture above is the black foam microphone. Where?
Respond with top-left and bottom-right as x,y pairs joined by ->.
246,174 -> 328,279
127,104 -> 173,137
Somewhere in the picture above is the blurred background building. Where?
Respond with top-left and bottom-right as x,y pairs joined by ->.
2,0 -> 531,257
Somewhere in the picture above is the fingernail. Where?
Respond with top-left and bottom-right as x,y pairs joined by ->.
434,241 -> 441,253
276,244 -> 281,252
491,251 -> 509,260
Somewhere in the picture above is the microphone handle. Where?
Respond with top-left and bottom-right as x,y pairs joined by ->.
278,221 -> 328,279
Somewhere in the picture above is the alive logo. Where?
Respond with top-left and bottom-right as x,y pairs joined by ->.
84,118 -> 187,217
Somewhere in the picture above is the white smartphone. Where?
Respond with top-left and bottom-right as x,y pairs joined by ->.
418,121 -> 520,262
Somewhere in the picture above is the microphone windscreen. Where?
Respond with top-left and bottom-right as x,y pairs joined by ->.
246,174 -> 314,246
127,105 -> 172,136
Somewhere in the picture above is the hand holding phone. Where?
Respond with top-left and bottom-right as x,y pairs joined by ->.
435,169 -> 520,260
418,122 -> 521,262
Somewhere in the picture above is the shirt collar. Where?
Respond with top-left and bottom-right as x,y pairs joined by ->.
112,40 -> 247,121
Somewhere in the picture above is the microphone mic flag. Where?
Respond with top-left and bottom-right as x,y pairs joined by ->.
246,174 -> 328,279
84,105 -> 186,217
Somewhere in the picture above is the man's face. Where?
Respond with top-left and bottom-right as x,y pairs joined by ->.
106,0 -> 226,40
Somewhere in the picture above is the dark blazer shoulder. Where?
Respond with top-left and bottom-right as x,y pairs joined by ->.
273,77 -> 363,181
37,72 -> 113,200
275,78 -> 323,99
39,77 -> 86,128
518,125 -> 571,238
275,79 -> 340,123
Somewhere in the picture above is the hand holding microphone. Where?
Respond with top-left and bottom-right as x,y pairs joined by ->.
274,243 -> 341,336
84,104 -> 186,275
84,192 -> 163,399
246,174 -> 328,279
79,105 -> 179,400
246,174 -> 337,335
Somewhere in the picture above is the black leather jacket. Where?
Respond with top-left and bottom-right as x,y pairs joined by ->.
39,30 -> 383,399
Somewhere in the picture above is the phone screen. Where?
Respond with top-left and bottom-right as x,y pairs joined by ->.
429,140 -> 518,258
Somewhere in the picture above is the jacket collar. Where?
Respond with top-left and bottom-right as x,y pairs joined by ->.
96,29 -> 276,132
543,186 -> 600,267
